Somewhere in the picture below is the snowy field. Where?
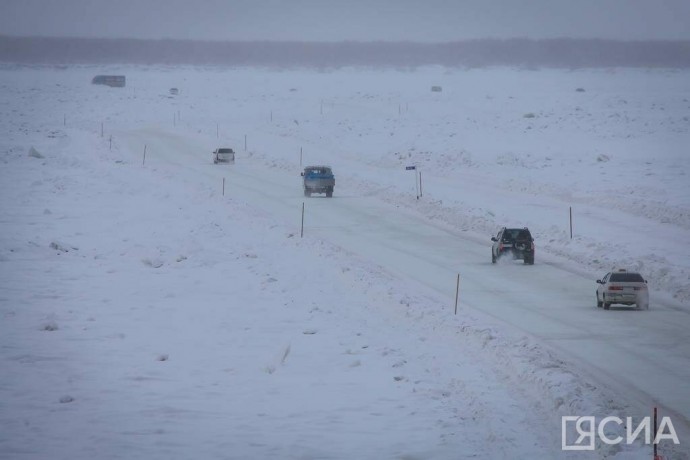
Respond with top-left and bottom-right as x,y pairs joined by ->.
1,64 -> 689,459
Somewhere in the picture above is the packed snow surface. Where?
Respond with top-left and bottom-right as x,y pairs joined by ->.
1,65 -> 689,459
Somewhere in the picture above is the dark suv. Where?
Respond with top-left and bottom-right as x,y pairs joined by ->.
491,227 -> 535,265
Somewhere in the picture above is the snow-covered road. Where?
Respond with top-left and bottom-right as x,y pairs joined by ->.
123,127 -> 690,431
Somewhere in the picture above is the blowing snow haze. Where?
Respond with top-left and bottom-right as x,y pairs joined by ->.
1,0 -> 690,42
2,0 -> 690,459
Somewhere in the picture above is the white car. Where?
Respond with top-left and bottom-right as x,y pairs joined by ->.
596,269 -> 649,310
213,148 -> 235,164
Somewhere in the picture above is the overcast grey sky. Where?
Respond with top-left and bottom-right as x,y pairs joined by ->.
1,0 -> 689,42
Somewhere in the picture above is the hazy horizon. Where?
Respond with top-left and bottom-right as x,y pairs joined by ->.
1,0 -> 690,43
2,36 -> 689,68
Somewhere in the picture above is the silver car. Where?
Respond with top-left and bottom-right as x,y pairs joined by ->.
596,269 -> 649,310
213,148 -> 235,164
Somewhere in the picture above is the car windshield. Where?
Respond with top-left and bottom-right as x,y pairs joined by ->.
609,273 -> 644,282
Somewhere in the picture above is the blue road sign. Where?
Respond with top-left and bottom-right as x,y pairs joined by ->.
405,166 -> 416,170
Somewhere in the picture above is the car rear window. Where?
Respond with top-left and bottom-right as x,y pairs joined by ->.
609,273 -> 644,282
504,229 -> 531,241
218,148 -> 233,153
307,168 -> 330,174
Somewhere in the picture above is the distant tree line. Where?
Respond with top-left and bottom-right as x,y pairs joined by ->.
1,36 -> 689,68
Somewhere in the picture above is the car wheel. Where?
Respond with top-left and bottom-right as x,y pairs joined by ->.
596,293 -> 602,308
603,295 -> 610,310
491,252 -> 496,264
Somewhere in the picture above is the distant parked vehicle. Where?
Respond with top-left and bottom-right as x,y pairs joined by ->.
169,88 -> 179,95
91,75 -> 126,88
213,148 -> 235,164
301,165 -> 335,197
491,227 -> 535,264
596,269 -> 649,310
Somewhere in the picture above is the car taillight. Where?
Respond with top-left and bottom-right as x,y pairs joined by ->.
608,286 -> 623,291
499,243 -> 504,251
531,242 -> 535,250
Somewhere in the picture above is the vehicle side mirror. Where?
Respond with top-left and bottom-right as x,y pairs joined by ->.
596,280 -> 603,284
491,237 -> 497,242
300,172 -> 304,176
